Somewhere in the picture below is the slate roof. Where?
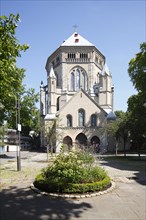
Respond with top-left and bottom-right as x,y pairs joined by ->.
61,32 -> 94,46
101,62 -> 111,76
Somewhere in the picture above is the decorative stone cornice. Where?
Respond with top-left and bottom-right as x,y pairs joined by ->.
58,126 -> 102,130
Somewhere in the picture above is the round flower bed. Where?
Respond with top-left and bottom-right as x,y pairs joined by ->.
33,149 -> 111,194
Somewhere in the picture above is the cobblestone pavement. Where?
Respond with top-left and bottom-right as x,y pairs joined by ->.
0,151 -> 146,220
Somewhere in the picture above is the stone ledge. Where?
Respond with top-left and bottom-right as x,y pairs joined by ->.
30,181 -> 116,199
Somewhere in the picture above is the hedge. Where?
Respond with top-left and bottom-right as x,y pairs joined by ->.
34,174 -> 111,194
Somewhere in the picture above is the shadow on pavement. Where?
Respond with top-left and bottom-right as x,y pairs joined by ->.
0,186 -> 92,220
101,156 -> 146,185
0,154 -> 15,159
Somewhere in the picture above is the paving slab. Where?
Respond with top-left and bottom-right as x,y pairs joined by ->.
0,152 -> 146,220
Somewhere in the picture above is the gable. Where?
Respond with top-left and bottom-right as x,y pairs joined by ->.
57,89 -> 107,127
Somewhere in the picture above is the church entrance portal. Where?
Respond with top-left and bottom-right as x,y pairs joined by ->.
63,136 -> 72,151
91,136 -> 100,145
75,133 -> 87,146
91,136 -> 100,153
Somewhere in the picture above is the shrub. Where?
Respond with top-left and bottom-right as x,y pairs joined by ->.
63,176 -> 111,193
34,150 -> 111,193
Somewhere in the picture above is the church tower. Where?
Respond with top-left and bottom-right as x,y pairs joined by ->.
40,32 -> 115,151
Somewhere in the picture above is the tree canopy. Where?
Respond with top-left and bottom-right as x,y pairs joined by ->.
101,111 -> 129,155
0,14 -> 29,124
6,88 -> 40,135
128,42 -> 146,94
0,14 -> 40,135
104,111 -> 128,141
127,42 -> 146,149
127,93 -> 146,148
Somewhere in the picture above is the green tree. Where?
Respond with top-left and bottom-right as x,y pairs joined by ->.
103,111 -> 129,156
127,94 -> 146,151
0,14 -> 29,124
0,125 -> 7,149
128,42 -> 146,94
127,42 -> 146,152
0,14 -> 40,137
115,111 -> 129,156
43,117 -> 63,161
7,88 -> 40,136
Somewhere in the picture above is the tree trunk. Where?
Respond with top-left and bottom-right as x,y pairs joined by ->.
46,145 -> 49,162
115,142 -> 118,156
123,137 -> 126,157
137,143 -> 141,160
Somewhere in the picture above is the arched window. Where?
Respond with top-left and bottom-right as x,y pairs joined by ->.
70,68 -> 87,91
57,97 -> 60,111
55,72 -> 59,87
71,72 -> 75,91
67,114 -> 72,127
80,71 -> 86,90
99,74 -> 103,87
76,69 -> 80,91
78,109 -> 85,127
91,114 -> 97,127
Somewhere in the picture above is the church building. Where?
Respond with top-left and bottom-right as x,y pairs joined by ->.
40,32 -> 115,152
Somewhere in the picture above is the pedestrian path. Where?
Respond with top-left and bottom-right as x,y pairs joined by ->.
0,151 -> 146,220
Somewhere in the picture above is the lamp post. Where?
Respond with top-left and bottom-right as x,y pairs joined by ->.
15,90 -> 37,171
15,97 -> 21,171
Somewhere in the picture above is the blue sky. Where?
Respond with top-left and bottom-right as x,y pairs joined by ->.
1,0 -> 146,111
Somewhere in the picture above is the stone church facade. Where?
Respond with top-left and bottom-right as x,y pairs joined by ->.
40,32 -> 115,152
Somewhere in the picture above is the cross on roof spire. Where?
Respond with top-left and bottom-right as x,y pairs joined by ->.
73,25 -> 78,32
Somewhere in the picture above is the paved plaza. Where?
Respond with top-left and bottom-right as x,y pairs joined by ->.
0,151 -> 146,220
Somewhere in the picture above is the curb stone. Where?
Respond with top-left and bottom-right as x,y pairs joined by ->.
30,181 -> 116,199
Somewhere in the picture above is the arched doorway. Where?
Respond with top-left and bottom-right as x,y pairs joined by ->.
63,136 -> 72,151
75,133 -> 87,146
91,136 -> 100,153
91,136 -> 100,145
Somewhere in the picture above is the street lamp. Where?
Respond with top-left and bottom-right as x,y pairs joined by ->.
15,91 -> 37,171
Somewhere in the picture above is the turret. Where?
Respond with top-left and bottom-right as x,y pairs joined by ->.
40,81 -> 46,116
48,65 -> 57,114
98,63 -> 113,109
